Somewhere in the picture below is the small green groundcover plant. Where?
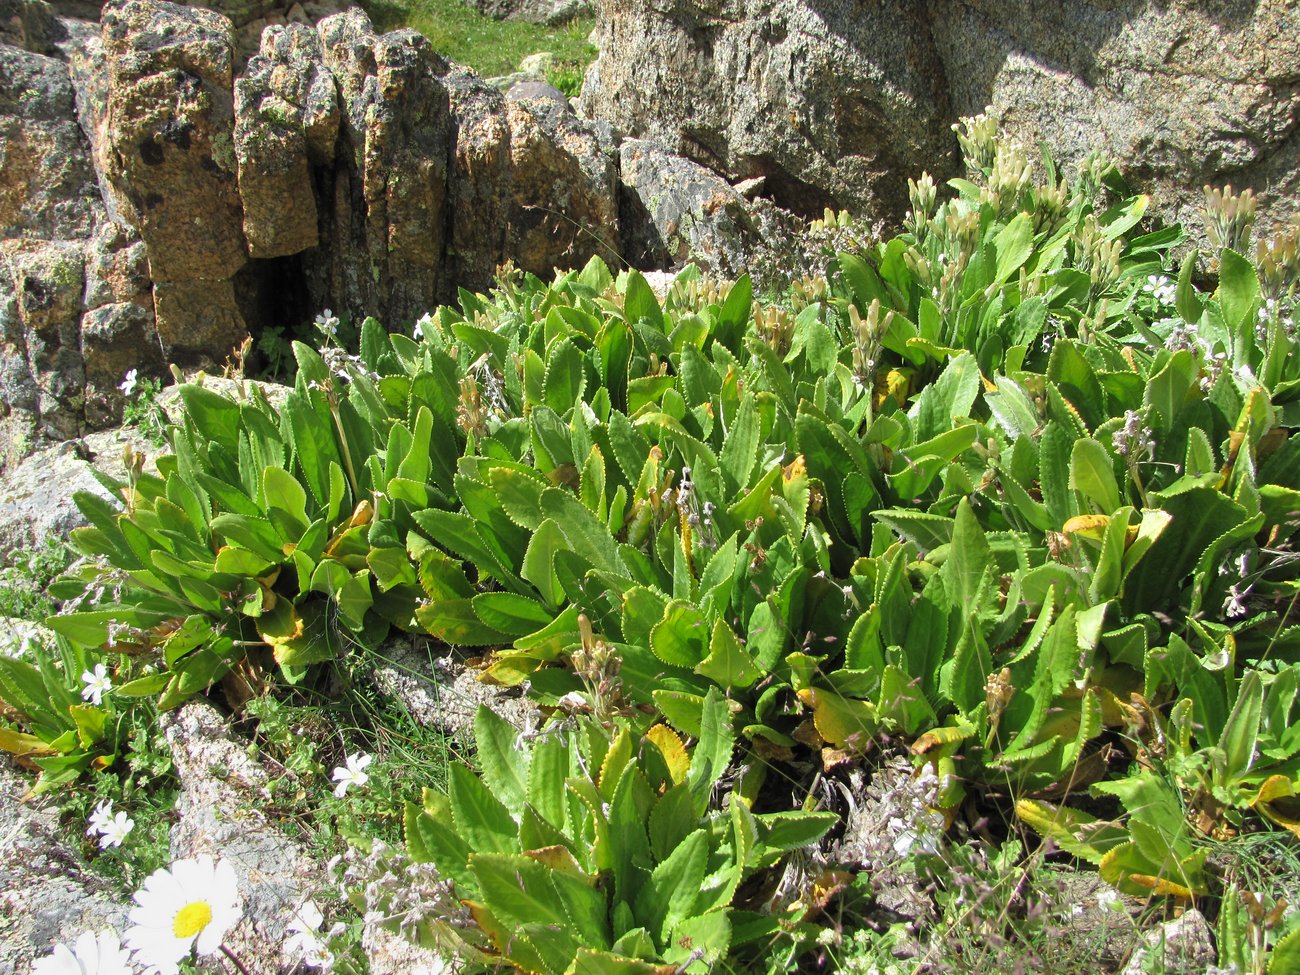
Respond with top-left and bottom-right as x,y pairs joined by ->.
4,109 -> 1300,972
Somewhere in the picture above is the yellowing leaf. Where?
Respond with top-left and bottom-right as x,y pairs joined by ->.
911,724 -> 973,756
523,845 -> 589,879
645,724 -> 690,785
0,727 -> 57,758
1126,873 -> 1195,899
1062,514 -> 1110,539
1251,775 -> 1300,838
797,687 -> 877,751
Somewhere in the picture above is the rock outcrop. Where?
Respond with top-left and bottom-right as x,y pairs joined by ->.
467,0 -> 591,26
580,0 -> 956,222
0,0 -> 632,471
0,30 -> 163,471
581,0 -> 1300,242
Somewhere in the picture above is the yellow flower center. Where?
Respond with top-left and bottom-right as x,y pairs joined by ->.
173,901 -> 213,939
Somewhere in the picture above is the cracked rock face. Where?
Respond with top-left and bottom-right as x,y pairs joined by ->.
0,0 -> 637,474
581,0 -> 1300,240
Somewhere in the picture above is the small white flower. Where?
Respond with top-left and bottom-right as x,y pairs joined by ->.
315,309 -> 340,340
1143,274 -> 1177,307
331,752 -> 373,798
119,369 -> 138,398
414,313 -> 433,341
32,929 -> 134,975
88,800 -> 115,838
124,854 -> 242,975
97,810 -> 135,850
80,663 -> 113,706
1096,888 -> 1122,911
285,900 -> 333,969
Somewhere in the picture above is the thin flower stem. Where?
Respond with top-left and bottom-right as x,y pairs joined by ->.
219,943 -> 253,975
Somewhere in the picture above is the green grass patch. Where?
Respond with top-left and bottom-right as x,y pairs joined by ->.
360,0 -> 596,81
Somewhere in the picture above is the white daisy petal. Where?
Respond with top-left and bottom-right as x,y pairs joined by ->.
33,929 -> 133,975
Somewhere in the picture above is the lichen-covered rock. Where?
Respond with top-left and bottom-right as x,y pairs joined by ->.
0,764 -> 131,975
0,0 -> 57,54
160,699 -> 330,974
0,426 -> 158,550
1119,908 -> 1215,975
0,43 -> 105,240
2,240 -> 87,440
930,0 -> 1300,245
618,137 -> 802,282
580,0 -> 955,223
316,11 -> 453,323
581,0 -> 1300,242
101,0 -> 247,283
505,95 -> 620,277
150,276 -> 245,357
468,0 -> 591,25
100,0 -> 251,361
80,300 -> 160,426
444,66 -> 512,292
233,21 -> 337,257
370,635 -> 540,740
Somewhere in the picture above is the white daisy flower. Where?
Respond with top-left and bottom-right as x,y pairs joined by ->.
285,900 -> 333,969
97,810 -> 135,850
32,929 -> 134,975
124,854 -> 242,975
119,369 -> 138,398
80,664 -> 113,706
331,753 -> 372,798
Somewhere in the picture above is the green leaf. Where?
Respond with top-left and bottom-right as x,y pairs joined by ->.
992,212 -> 1034,284
755,810 -> 839,853
1218,248 -> 1260,331
475,705 -> 531,817
449,763 -> 518,855
472,853 -> 586,972
405,802 -> 475,888
1219,670 -> 1263,786
663,911 -> 731,973
1070,438 -> 1122,513
473,592 -> 554,637
544,337 -> 587,413
1269,924 -> 1300,975
633,829 -> 708,943
262,465 -> 309,532
688,687 -> 734,814
650,601 -> 709,669
719,394 -> 759,494
1176,249 -> 1204,325
522,518 -> 568,611
910,352 -> 980,442
943,498 -> 993,614
624,270 -> 665,333
694,619 -> 760,689
714,275 -> 752,353
417,597 -> 513,646
178,384 -> 241,447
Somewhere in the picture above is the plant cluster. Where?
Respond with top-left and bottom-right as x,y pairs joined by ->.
6,111 -> 1300,972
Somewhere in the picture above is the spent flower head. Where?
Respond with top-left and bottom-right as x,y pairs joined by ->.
1113,410 -> 1156,463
